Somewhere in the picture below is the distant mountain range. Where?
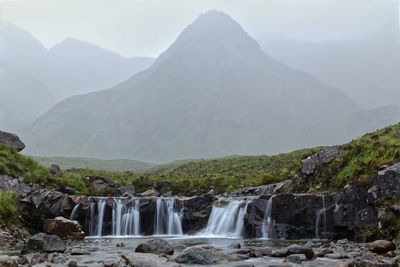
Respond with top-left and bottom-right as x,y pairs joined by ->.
0,21 -> 154,131
22,11 -> 359,163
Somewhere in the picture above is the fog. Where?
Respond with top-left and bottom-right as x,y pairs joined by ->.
0,0 -> 399,163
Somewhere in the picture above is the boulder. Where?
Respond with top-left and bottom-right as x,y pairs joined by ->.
0,131 -> 25,151
286,254 -> 307,263
22,233 -> 66,253
0,231 -> 16,249
85,176 -> 115,194
135,238 -> 174,255
49,164 -> 62,176
324,253 -> 343,259
286,244 -> 314,260
139,189 -> 159,197
372,163 -> 400,199
117,184 -> 135,197
175,245 -> 234,265
122,252 -> 179,267
396,130 -> 400,138
368,240 -> 396,254
43,216 -> 85,240
301,146 -> 342,175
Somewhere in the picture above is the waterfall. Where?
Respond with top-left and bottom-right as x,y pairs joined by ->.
70,203 -> 80,221
120,199 -> 140,236
262,196 -> 275,239
89,202 -> 95,236
201,200 -> 248,237
96,199 -> 106,237
315,195 -> 327,239
154,198 -> 183,235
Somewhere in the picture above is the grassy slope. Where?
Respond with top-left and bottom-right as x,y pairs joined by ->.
31,156 -> 155,173
0,123 -> 399,197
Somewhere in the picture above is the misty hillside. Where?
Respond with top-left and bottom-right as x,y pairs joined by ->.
0,21 -> 154,131
263,21 -> 400,108
22,10 -> 357,163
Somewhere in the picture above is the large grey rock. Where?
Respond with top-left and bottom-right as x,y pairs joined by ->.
43,216 -> 84,240
286,244 -> 314,260
373,162 -> 400,199
122,252 -> 179,267
85,176 -> 115,193
117,184 -> 135,197
0,255 -> 18,267
49,164 -> 62,176
22,233 -> 66,253
175,245 -> 234,265
139,189 -> 159,197
0,131 -> 25,151
135,238 -> 174,255
301,146 -> 343,175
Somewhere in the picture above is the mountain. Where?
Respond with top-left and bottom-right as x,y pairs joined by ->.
0,21 -> 154,131
47,38 -> 154,99
22,10 -> 356,162
0,60 -> 54,132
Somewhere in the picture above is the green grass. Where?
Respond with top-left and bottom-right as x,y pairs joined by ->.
302,123 -> 400,191
31,156 -> 155,173
0,191 -> 19,226
0,144 -> 52,185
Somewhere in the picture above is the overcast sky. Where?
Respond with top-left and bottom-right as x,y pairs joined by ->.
0,0 -> 399,57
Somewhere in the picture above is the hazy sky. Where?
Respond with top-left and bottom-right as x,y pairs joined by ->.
0,0 -> 399,57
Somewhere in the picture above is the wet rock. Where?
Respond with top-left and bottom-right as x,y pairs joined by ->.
324,253 -> 343,259
122,252 -> 179,267
368,240 -> 396,254
70,248 -> 89,255
182,192 -> 215,233
0,255 -> 18,267
43,216 -> 85,240
67,261 -> 78,267
49,164 -> 62,176
22,233 -> 66,253
228,243 -> 241,249
139,189 -> 159,197
175,245 -> 234,265
117,184 -> 135,197
301,146 -> 342,175
30,253 -> 47,265
116,242 -> 126,248
248,247 -> 272,257
135,238 -> 174,255
0,131 -> 25,151
344,252 -> 363,258
383,251 -> 396,258
315,248 -> 333,257
286,244 -> 314,260
372,162 -> 400,199
0,231 -> 16,248
271,249 -> 288,257
286,254 -> 307,263
85,176 -> 115,194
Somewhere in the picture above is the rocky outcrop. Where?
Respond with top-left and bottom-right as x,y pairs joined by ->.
122,252 -> 179,267
230,180 -> 293,197
117,184 -> 135,197
43,216 -> 84,240
22,233 -> 66,253
286,244 -> 314,260
181,190 -> 215,233
85,176 -> 115,194
372,162 -> 400,199
301,146 -> 343,175
49,164 -> 62,176
0,131 -> 25,151
135,238 -> 174,255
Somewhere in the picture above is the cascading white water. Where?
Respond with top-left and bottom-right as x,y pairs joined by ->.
154,198 -> 183,235
315,195 -> 327,239
70,203 -> 80,221
201,200 -> 248,237
89,203 -> 95,236
96,199 -> 106,237
262,196 -> 274,239
114,199 -> 141,236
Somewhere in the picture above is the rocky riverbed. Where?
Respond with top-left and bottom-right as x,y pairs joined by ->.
1,236 -> 399,266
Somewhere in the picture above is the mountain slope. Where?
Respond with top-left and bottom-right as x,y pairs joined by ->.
0,22 -> 154,130
22,10 -> 356,162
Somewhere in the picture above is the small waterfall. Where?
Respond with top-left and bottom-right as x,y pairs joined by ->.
96,199 -> 106,237
315,195 -> 327,239
120,199 -> 140,236
262,196 -> 275,239
154,198 -> 183,235
201,200 -> 248,237
89,202 -> 96,236
70,203 -> 80,221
